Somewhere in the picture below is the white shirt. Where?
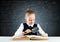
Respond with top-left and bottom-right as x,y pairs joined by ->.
14,23 -> 46,37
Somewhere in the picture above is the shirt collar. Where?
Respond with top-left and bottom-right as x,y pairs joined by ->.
26,22 -> 34,27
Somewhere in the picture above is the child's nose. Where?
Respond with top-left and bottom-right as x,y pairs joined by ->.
29,19 -> 32,21
30,20 -> 32,21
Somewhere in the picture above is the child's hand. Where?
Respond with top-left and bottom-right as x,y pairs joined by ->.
41,33 -> 48,37
25,29 -> 32,33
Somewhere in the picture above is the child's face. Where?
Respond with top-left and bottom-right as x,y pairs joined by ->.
25,13 -> 35,25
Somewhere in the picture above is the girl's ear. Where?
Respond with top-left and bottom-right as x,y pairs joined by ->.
25,14 -> 27,20
25,16 -> 26,20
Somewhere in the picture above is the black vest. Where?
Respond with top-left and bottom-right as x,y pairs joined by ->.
23,23 -> 37,35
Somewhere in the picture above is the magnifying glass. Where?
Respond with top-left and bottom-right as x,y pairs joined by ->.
32,27 -> 39,33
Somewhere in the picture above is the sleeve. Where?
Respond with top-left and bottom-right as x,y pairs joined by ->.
13,23 -> 24,37
37,24 -> 45,34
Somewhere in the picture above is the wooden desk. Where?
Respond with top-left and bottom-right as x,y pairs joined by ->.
0,36 -> 60,42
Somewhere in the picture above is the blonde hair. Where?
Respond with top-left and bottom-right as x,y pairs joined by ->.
26,8 -> 35,14
25,8 -> 35,19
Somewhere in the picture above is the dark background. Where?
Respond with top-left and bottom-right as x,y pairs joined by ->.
0,0 -> 60,36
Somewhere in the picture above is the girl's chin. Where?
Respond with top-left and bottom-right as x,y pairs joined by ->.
29,23 -> 34,25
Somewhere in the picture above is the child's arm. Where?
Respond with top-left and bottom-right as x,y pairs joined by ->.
37,24 -> 48,37
12,23 -> 32,38
12,23 -> 24,38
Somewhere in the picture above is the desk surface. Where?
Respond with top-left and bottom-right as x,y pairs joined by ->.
0,36 -> 60,42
